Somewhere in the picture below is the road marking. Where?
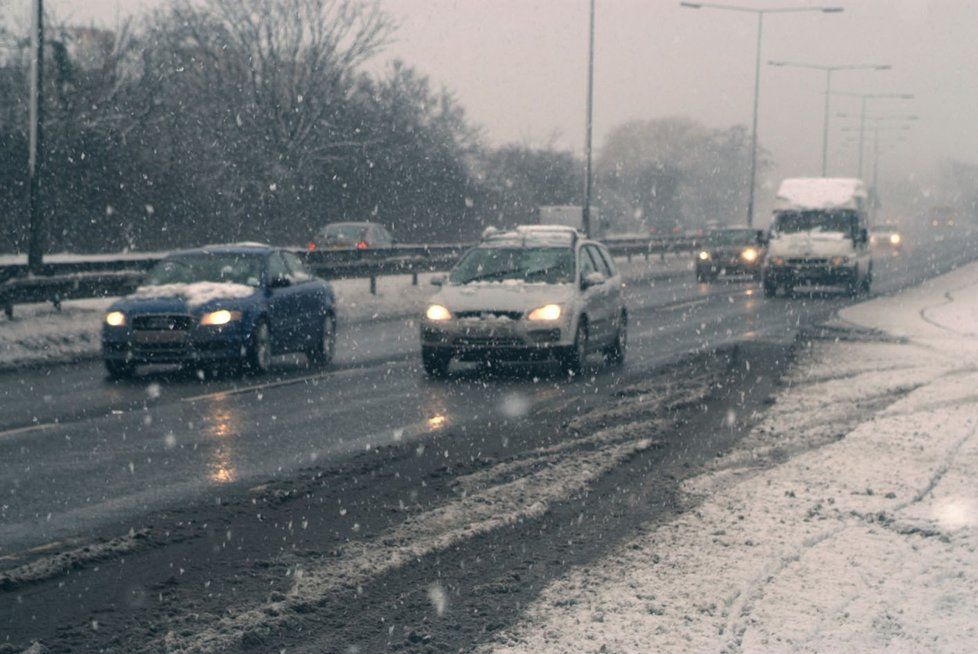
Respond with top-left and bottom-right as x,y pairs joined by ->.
0,422 -> 61,439
659,297 -> 710,312
180,361 -> 406,403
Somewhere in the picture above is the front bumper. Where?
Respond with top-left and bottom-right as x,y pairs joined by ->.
102,325 -> 249,365
764,264 -> 857,286
421,318 -> 570,361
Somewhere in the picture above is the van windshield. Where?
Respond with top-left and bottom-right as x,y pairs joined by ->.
774,210 -> 858,235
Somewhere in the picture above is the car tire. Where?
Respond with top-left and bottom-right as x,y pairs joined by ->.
421,347 -> 451,378
861,265 -> 873,294
244,319 -> 272,375
562,318 -> 588,377
105,359 -> 134,380
604,311 -> 627,366
307,313 -> 336,368
763,279 -> 777,298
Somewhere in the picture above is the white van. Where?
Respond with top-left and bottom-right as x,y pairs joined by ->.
762,178 -> 873,297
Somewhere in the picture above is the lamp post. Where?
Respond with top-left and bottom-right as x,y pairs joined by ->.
680,2 -> 844,227
833,91 -> 914,178
582,0 -> 595,237
767,61 -> 890,176
28,0 -> 45,273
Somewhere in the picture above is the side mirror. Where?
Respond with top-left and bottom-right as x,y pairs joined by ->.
430,275 -> 445,287
267,275 -> 292,289
581,271 -> 606,289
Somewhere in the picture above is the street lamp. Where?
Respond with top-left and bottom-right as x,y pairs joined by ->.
832,91 -> 914,178
767,61 -> 890,175
680,2 -> 844,227
582,0 -> 596,237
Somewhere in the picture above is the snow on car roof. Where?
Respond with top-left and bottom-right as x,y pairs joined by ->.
775,178 -> 867,211
481,225 -> 581,247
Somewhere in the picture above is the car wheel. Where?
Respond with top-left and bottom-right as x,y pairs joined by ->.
105,359 -> 134,380
604,311 -> 627,366
421,347 -> 451,378
307,313 -> 336,367
562,318 -> 588,377
245,319 -> 272,374
696,269 -> 710,283
763,279 -> 777,298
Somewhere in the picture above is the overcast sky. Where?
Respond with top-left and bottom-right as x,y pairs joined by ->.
18,0 -> 978,190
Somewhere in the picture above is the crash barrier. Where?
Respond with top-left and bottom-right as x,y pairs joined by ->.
0,236 -> 699,318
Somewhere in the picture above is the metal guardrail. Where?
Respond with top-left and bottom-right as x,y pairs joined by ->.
0,236 -> 699,318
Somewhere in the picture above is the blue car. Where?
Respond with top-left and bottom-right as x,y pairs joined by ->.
102,244 -> 336,379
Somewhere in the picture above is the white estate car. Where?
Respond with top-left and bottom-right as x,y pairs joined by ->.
420,226 -> 627,377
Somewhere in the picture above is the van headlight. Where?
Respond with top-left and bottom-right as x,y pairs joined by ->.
831,256 -> 850,266
740,247 -> 758,262
425,304 -> 452,321
104,311 -> 126,327
697,250 -> 711,261
527,304 -> 562,321
200,310 -> 242,326
889,233 -> 901,245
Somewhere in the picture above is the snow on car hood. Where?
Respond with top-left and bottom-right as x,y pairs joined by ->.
432,281 -> 576,314
131,282 -> 256,308
768,231 -> 855,258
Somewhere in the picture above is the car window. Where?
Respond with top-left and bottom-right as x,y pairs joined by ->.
266,251 -> 289,281
596,245 -> 618,277
282,251 -> 313,282
579,247 -> 598,278
586,245 -> 612,277
449,247 -> 575,284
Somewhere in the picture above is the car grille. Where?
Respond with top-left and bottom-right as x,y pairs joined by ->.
132,314 -> 194,331
454,310 -> 524,321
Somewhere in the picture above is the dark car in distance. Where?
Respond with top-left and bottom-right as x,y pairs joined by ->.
102,244 -> 336,379
310,222 -> 394,251
695,227 -> 766,282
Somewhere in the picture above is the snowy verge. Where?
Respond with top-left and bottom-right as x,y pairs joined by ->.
0,256 -> 690,371
486,261 -> 978,653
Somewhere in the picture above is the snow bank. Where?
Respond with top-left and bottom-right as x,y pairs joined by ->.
132,282 -> 256,308
775,177 -> 867,211
487,261 -> 978,653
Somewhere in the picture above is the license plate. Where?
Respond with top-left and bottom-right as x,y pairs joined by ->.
134,331 -> 188,344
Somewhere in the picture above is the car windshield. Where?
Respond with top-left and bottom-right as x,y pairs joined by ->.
706,229 -> 757,246
322,224 -> 367,241
774,211 -> 858,235
146,253 -> 264,287
449,247 -> 575,284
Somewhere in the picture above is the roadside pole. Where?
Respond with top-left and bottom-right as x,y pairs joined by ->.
582,0 -> 595,238
27,0 -> 45,274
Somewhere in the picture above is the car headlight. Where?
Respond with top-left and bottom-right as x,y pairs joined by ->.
425,304 -> 452,321
200,309 -> 242,326
831,256 -> 849,266
889,233 -> 901,245
740,247 -> 758,262
697,250 -> 711,261
527,304 -> 562,321
105,311 -> 126,327
769,256 -> 785,266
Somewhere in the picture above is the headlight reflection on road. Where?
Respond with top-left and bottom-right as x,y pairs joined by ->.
204,396 -> 242,484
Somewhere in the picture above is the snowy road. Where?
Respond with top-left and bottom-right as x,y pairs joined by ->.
0,235 -> 976,652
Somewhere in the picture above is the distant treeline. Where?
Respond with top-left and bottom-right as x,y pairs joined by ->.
0,0 -> 755,253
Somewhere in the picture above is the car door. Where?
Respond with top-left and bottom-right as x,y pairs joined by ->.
264,251 -> 304,352
594,244 -> 624,337
282,251 -> 327,350
579,245 -> 612,345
